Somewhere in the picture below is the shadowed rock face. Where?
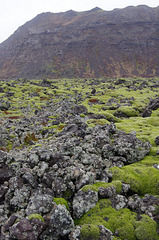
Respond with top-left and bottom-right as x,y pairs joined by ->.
0,5 -> 159,79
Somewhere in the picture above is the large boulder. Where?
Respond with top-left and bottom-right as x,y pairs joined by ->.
112,131 -> 151,164
73,189 -> 98,218
26,194 -> 54,215
9,219 -> 37,240
50,204 -> 74,236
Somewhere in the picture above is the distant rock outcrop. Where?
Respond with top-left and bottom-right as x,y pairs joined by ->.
0,5 -> 159,79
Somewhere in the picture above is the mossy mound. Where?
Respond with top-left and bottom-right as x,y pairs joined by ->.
86,118 -> 110,127
80,224 -> 100,240
75,199 -> 159,240
111,165 -> 159,195
114,106 -> 139,117
137,155 -> 159,167
134,215 -> 159,240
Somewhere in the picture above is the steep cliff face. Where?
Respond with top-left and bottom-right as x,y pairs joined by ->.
0,5 -> 159,79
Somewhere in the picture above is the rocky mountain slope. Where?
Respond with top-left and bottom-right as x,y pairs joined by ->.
0,5 -> 159,79
0,77 -> 159,239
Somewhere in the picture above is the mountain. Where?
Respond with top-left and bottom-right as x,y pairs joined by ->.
0,5 -> 159,79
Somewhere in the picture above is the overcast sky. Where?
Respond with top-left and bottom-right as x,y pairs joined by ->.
0,0 -> 159,43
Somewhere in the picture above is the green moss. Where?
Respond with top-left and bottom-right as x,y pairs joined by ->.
75,199 -> 112,226
63,189 -> 74,199
117,223 -> 136,240
81,180 -> 122,194
80,224 -> 100,240
0,93 -> 5,98
49,115 -> 59,119
80,113 -> 85,117
86,118 -> 110,127
116,116 -> 159,146
75,199 -> 159,240
114,106 -> 139,117
137,155 -> 159,166
147,117 -> 159,127
28,213 -> 44,222
134,215 -> 159,240
111,165 -> 159,195
75,200 -> 137,239
53,197 -> 69,210
9,134 -> 16,139
6,140 -> 13,151
81,185 -> 98,192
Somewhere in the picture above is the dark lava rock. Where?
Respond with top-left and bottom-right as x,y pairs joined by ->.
91,88 -> 96,94
147,97 -> 159,111
0,166 -> 14,183
58,122 -> 87,138
142,97 -> 159,117
0,184 -> 8,203
0,150 -> 8,166
26,194 -> 54,215
9,219 -> 37,240
155,136 -> 159,145
0,87 -> 4,93
115,78 -> 126,85
98,186 -> 116,199
141,108 -> 152,117
50,204 -> 74,236
112,131 -> 151,164
74,105 -> 88,115
73,189 -> 98,219
128,194 -> 159,219
41,78 -> 51,86
0,101 -> 10,111
48,152 -> 64,167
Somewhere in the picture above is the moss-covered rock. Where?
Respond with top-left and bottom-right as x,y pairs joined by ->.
114,106 -> 139,118
81,180 -> 122,194
27,213 -> 44,222
53,197 -> 69,210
